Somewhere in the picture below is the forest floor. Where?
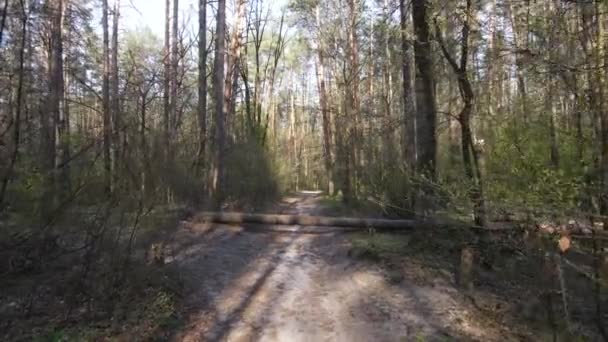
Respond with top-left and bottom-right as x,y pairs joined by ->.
3,192 -> 603,341
166,192 -> 538,342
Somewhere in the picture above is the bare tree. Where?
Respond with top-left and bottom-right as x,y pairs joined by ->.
0,0 -> 29,207
224,0 -> 246,121
251,0 -> 267,130
435,0 -> 485,226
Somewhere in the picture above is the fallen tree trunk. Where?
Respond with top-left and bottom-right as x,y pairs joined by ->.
196,212 -> 424,229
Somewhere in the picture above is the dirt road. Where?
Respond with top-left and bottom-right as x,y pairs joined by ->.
169,192 -> 511,342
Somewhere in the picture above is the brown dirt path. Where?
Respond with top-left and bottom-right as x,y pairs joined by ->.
169,192 -> 514,342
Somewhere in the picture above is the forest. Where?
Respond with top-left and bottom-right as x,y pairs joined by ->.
1,0 -> 608,340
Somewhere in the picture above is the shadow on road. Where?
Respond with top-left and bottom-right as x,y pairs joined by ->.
161,192 -> 536,342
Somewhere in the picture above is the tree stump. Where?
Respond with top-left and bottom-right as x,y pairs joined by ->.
459,246 -> 474,292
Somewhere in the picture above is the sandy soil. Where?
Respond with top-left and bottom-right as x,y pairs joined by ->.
168,192 -> 515,342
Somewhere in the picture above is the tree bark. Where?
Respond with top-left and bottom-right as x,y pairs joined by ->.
140,92 -> 146,195
163,0 -> 171,159
0,0 -> 8,47
52,0 -> 67,200
546,78 -> 560,169
412,0 -> 437,180
171,0 -> 179,135
314,5 -> 334,194
224,0 -> 246,123
400,0 -> 416,168
289,80 -> 297,189
102,0 -> 112,195
38,0 -> 65,219
347,0 -> 360,199
198,0 -> 207,171
595,2 -> 608,231
382,0 -> 394,166
111,0 -> 120,188
62,2 -> 71,196
0,1 -> 28,207
579,1 -> 607,226
213,0 -> 226,207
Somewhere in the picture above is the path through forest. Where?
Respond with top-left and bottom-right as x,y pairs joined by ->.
169,192 -> 514,342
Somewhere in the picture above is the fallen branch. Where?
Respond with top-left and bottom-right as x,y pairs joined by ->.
195,212 -> 426,229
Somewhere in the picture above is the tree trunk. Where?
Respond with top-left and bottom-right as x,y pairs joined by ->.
197,0 -> 207,171
62,1 -> 71,196
347,0 -> 360,198
241,61 -> 253,134
315,5 -> 334,194
111,0 -> 120,189
0,0 -> 8,47
196,212 -> 422,230
461,105 -> 486,227
213,0 -> 226,207
505,0 -> 529,122
163,0 -> 171,161
338,96 -> 352,202
139,87 -> 148,196
263,13 -> 285,146
436,0 -> 486,226
224,0 -> 246,124
38,0 -> 65,219
171,0 -> 179,135
579,1 -> 607,224
102,0 -> 112,195
0,1 -> 28,207
594,2 -> 608,231
412,0 -> 437,180
400,0 -> 416,168
52,0 -> 67,200
382,0 -> 394,166
546,78 -> 560,169
252,0 -> 265,130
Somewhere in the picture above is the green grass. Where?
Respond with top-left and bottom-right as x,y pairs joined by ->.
318,196 -> 382,217
318,196 -> 345,210
348,232 -> 411,260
